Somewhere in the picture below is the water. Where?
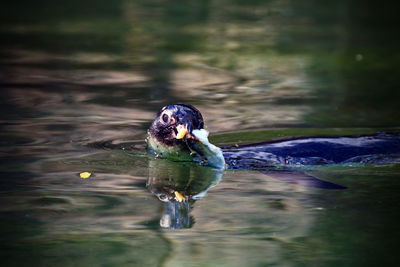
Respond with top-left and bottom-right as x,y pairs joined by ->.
1,0 -> 400,266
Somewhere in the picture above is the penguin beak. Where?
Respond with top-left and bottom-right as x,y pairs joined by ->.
176,124 -> 189,139
175,122 -> 200,142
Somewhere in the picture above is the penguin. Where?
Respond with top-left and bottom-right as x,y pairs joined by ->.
146,103 -> 400,189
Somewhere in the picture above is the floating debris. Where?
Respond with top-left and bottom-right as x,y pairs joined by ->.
79,172 -> 92,179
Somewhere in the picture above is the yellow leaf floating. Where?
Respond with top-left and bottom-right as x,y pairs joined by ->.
80,172 -> 91,179
174,191 -> 185,202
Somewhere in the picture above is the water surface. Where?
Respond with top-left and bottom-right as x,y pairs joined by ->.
1,0 -> 399,266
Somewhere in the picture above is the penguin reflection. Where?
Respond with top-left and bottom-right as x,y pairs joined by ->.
147,158 -> 222,229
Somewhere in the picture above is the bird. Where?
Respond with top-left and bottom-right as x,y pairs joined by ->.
146,103 -> 400,189
147,103 -> 206,163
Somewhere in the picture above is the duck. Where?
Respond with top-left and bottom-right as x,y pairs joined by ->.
146,103 -> 400,189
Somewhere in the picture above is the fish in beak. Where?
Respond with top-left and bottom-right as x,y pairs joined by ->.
176,124 -> 225,169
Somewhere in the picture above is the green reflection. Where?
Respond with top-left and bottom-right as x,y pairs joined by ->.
2,0 -> 398,127
279,1 -> 400,127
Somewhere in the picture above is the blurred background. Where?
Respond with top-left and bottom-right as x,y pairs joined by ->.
1,0 -> 399,266
1,0 -> 399,132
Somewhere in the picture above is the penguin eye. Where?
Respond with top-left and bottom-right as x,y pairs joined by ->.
162,113 -> 169,123
159,194 -> 168,201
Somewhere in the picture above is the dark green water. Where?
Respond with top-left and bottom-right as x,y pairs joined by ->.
1,0 -> 400,266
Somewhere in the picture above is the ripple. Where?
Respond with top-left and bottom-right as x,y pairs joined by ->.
86,139 -> 145,151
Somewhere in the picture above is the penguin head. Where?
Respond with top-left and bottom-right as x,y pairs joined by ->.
148,103 -> 204,147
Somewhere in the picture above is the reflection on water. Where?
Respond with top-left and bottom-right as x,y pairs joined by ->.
1,0 -> 400,266
147,158 -> 222,229
1,0 -> 398,129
